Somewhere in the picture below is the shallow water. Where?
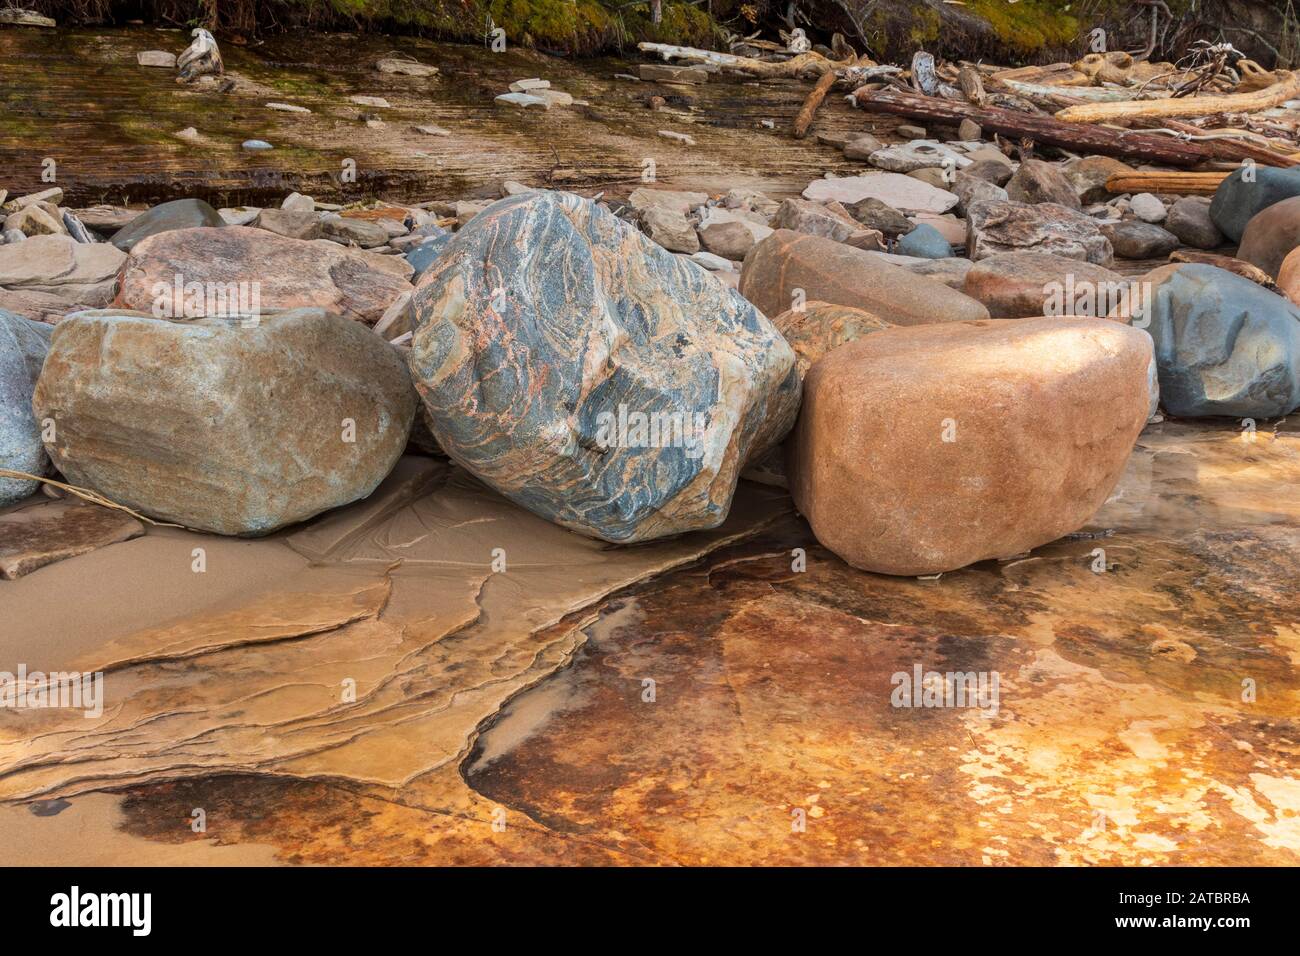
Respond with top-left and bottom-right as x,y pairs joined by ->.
0,26 -> 878,207
2,420 -> 1296,865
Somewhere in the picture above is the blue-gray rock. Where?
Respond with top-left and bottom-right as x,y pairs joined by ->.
408,191 -> 800,543
406,234 -> 452,279
31,308 -> 417,534
1130,263 -> 1300,419
110,198 -> 225,252
1,310 -> 53,506
1209,166 -> 1300,243
894,223 -> 951,259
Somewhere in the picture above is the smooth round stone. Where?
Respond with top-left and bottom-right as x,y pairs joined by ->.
109,198 -> 225,253
1129,193 -> 1167,223
1209,166 -> 1300,242
787,317 -> 1153,575
1110,263 -> 1300,419
407,191 -> 800,543
1237,195 -> 1300,278
242,140 -> 274,150
770,301 -> 893,377
894,222 -> 951,259
116,226 -> 413,325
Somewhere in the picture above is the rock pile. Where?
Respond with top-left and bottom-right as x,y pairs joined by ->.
5,95 -> 1300,580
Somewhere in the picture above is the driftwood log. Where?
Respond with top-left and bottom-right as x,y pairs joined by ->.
1055,71 -> 1300,123
850,88 -> 1251,167
957,65 -> 986,107
1105,171 -> 1232,195
1169,251 -> 1282,292
638,42 -> 852,78
793,70 -> 839,139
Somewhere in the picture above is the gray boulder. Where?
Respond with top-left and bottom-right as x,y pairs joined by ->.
1,311 -> 53,506
1209,166 -> 1300,243
32,309 -> 417,534
1124,263 -> 1300,419
408,191 -> 800,543
110,198 -> 225,252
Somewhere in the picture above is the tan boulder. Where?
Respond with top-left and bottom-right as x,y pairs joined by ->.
1236,195 -> 1300,278
115,226 -> 412,324
739,230 -> 988,324
1276,246 -> 1300,304
788,317 -> 1152,575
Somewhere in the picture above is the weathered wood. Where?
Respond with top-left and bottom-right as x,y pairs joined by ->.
1056,71 -> 1300,123
1105,171 -> 1231,195
793,70 -> 839,139
850,88 -> 1233,167
638,42 -> 849,78
1169,250 -> 1281,292
1126,117 -> 1300,167
957,65 -> 986,107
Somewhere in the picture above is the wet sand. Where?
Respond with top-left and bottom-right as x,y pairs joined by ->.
2,420 -> 1297,865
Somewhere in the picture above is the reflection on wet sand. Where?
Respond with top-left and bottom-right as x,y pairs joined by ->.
1,420 -> 1297,864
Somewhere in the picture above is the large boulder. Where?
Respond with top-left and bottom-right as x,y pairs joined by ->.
1,311 -> 53,506
967,199 -> 1113,265
407,191 -> 800,543
110,198 -> 225,252
788,317 -> 1153,575
0,234 -> 125,307
32,309 -> 417,534
1109,263 -> 1300,419
739,230 -> 988,324
115,226 -> 413,325
963,252 -> 1128,319
1209,166 -> 1300,243
1236,195 -> 1300,278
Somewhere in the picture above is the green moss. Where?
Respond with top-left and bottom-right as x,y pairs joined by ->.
962,0 -> 1080,54
906,5 -> 941,49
